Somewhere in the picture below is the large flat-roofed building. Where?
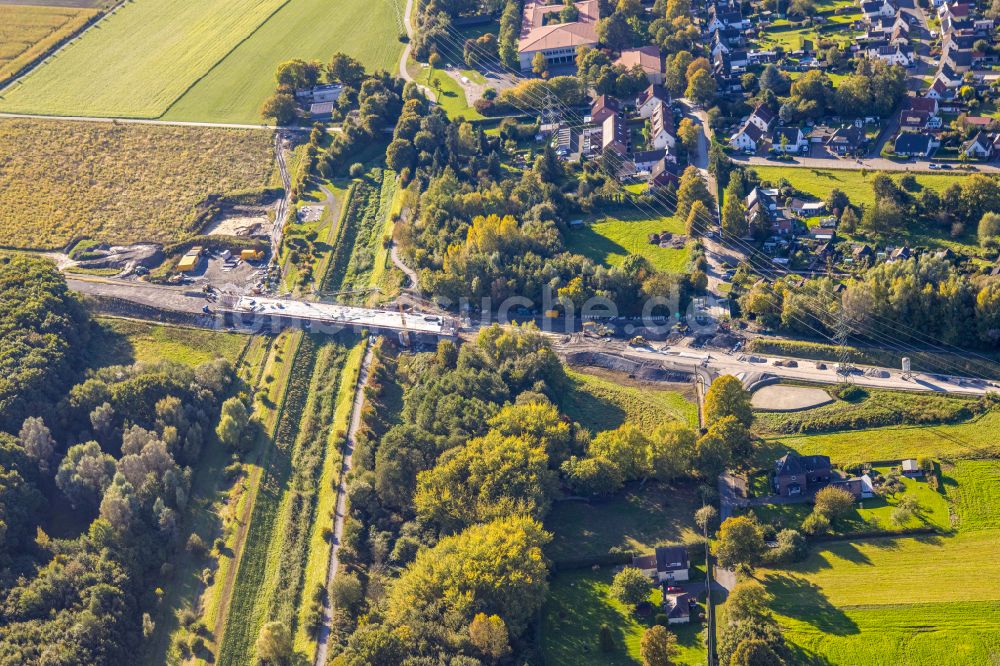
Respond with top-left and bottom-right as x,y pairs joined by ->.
518,0 -> 600,71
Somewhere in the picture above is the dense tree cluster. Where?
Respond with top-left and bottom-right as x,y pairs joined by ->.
0,254 -> 90,434
0,263 -> 238,664
740,256 -> 1000,347
328,327 -> 579,662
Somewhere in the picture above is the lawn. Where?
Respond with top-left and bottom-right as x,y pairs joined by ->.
0,118 -> 273,249
566,210 -> 691,275
747,166 -> 982,252
745,459 -> 1000,664
949,459 -> 1000,532
92,317 -> 248,367
540,569 -> 706,666
758,530 -> 1000,665
753,385 -> 983,436
163,0 -> 405,123
0,3 -> 98,81
560,367 -> 699,434
411,62 -> 484,121
748,166 -> 966,211
750,466 -> 951,534
762,411 -> 1000,464
0,0 -> 289,117
545,482 -> 703,562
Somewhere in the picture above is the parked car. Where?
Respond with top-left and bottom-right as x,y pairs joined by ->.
928,163 -> 940,169
666,586 -> 683,593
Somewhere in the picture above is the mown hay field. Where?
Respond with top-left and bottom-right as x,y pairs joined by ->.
0,0 -> 287,117
0,3 -> 97,81
0,118 -> 273,249
163,0 -> 405,123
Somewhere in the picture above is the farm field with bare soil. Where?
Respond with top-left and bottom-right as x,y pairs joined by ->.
0,118 -> 273,249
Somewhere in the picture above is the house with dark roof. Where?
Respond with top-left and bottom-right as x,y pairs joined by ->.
649,157 -> 680,188
591,95 -> 622,125
649,101 -> 676,151
771,126 -> 807,153
730,120 -> 764,152
633,148 -> 668,171
636,84 -> 669,118
774,453 -> 833,496
826,125 -> 866,155
962,131 -> 994,159
601,114 -> 629,156
663,591 -> 692,624
894,131 -> 939,157
748,104 -> 776,132
632,546 -> 690,582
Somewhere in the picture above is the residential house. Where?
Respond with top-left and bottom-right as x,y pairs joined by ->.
771,126 -> 807,153
889,245 -> 912,261
616,46 -> 664,85
663,592 -> 692,624
601,113 -> 629,156
943,45 -> 973,72
632,546 -> 690,582
868,44 -> 913,66
517,0 -> 600,71
853,244 -> 876,265
938,1 -> 971,21
649,157 -> 681,188
774,453 -> 834,497
901,458 -> 924,477
862,0 -> 895,19
962,130 -> 994,158
748,103 -> 776,133
636,84 -> 669,119
633,148 -> 668,171
729,120 -> 764,152
926,78 -> 951,100
893,131 -> 939,157
826,125 -> 866,155
590,95 -> 622,125
649,101 -> 676,151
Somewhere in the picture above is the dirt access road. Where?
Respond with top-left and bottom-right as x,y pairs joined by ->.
313,343 -> 374,666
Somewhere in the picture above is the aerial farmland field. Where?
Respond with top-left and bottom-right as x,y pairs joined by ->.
0,117 -> 273,249
0,0 -> 288,117
0,0 -> 405,122
0,3 -> 98,82
163,0 -> 405,124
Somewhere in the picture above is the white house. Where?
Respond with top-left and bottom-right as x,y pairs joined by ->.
962,131 -> 994,158
636,84 -> 669,119
649,101 -> 676,151
868,44 -> 913,66
729,121 -> 764,152
748,104 -> 776,133
771,126 -> 807,153
632,546 -> 690,582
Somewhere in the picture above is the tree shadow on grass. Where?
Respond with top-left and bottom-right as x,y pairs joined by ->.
565,225 -> 630,270
558,375 -> 628,433
762,573 -> 860,636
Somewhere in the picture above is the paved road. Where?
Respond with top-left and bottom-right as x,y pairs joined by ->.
313,343 -> 373,666
67,275 -> 998,393
731,152 -> 1000,174
398,0 -> 437,101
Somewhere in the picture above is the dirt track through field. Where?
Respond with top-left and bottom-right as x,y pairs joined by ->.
313,342 -> 373,666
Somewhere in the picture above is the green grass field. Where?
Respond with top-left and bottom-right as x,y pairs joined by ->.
560,367 -> 699,434
746,459 -> 1000,664
93,317 -> 248,367
0,0 -> 289,117
545,482 -> 702,562
750,466 -> 951,534
949,459 -> 1000,532
746,166 -> 982,253
762,411 -> 1000,464
566,209 -> 691,275
748,166 -> 966,211
411,62 -> 484,121
0,0 -> 403,122
541,569 -> 706,666
164,0 -> 404,123
0,3 -> 98,81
